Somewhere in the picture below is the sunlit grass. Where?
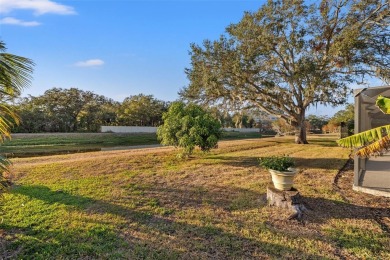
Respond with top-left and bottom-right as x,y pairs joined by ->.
2,133 -> 159,158
1,135 -> 389,259
2,132 -> 265,158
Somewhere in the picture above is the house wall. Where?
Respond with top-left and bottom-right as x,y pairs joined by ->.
354,89 -> 367,186
353,86 -> 390,196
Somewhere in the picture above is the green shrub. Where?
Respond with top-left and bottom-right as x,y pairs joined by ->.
157,102 -> 222,157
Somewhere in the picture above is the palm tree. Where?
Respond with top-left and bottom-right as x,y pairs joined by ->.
0,40 -> 34,195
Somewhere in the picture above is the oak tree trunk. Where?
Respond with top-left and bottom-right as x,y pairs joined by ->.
294,113 -> 308,144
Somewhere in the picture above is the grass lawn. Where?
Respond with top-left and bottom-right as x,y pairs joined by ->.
1,131 -> 264,157
1,136 -> 389,259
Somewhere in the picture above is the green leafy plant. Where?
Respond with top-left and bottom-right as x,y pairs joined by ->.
157,101 -> 222,157
258,155 -> 295,172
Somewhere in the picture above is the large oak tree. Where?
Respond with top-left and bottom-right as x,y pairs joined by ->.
181,0 -> 389,144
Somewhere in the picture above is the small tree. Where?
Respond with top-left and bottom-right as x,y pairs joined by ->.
157,102 -> 222,157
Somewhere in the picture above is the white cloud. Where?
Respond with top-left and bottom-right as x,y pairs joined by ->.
0,17 -> 41,26
74,59 -> 105,67
0,0 -> 76,15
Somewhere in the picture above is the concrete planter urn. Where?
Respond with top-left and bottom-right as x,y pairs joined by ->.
269,168 -> 297,191
259,155 -> 297,191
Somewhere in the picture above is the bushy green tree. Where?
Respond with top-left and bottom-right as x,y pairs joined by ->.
329,103 -> 354,134
306,115 -> 329,132
117,94 -> 168,126
14,88 -> 119,132
329,104 -> 354,126
13,96 -> 46,132
157,102 -> 222,157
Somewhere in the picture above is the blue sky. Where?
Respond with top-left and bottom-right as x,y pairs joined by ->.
0,0 -> 382,116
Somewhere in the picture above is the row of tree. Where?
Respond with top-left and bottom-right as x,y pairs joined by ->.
12,87 -> 267,133
13,88 -> 168,133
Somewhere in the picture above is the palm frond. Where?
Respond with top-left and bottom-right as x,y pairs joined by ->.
0,155 -> 11,197
0,103 -> 20,142
0,41 -> 33,198
0,53 -> 34,96
356,135 -> 390,157
376,95 -> 390,114
0,155 -> 11,173
0,40 -> 34,97
336,124 -> 390,148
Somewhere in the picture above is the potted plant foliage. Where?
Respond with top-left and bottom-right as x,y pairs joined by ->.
259,155 -> 297,191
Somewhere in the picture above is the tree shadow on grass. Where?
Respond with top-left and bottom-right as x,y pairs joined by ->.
6,184 -> 332,259
303,196 -> 390,254
12,183 -> 267,216
136,184 -> 269,211
294,157 -> 348,170
207,156 -> 348,170
306,138 -> 339,147
205,156 -> 259,167
269,136 -> 340,147
303,197 -> 390,223
0,222 -> 182,259
11,184 -> 94,208
14,183 -> 387,221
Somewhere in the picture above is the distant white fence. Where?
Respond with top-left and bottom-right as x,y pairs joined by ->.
223,128 -> 259,133
101,126 -> 260,133
101,126 -> 158,133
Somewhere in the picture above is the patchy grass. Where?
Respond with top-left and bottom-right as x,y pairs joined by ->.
2,132 -> 266,158
221,131 -> 264,140
1,136 -> 389,259
1,133 -> 159,157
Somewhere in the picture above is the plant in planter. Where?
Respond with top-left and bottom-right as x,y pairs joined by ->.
258,155 -> 297,191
